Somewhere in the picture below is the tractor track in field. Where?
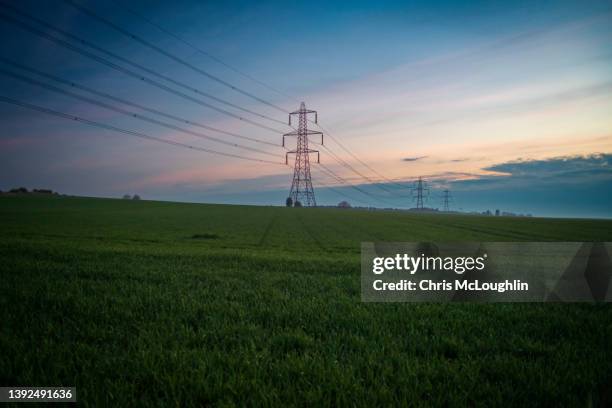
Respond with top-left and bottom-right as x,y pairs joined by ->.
295,212 -> 329,253
338,216 -> 384,242
418,219 -> 557,241
257,212 -> 279,247
446,222 -> 556,241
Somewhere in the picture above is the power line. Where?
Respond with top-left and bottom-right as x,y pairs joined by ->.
307,121 -> 410,196
64,0 -> 291,115
315,121 -> 413,191
317,163 -> 371,198
0,3 -> 286,126
320,143 -> 410,198
317,163 -> 401,208
0,57 -> 282,149
6,2 -> 417,198
106,0 -> 416,199
109,0 -> 299,104
0,68 -> 282,159
0,96 -> 285,165
2,1 -> 417,204
311,173 -> 372,207
87,0 -> 413,194
0,5 -> 288,132
9,4 -> 415,197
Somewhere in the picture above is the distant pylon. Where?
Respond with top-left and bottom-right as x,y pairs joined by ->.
283,102 -> 323,207
442,189 -> 451,212
412,176 -> 429,209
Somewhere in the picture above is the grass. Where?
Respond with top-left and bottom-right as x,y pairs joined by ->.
0,195 -> 611,407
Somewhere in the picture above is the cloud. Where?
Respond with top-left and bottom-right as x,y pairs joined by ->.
402,156 -> 427,162
440,154 -> 612,218
441,153 -> 612,196
435,157 -> 484,163
483,153 -> 611,179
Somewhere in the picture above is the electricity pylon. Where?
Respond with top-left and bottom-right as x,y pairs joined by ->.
412,176 -> 429,209
283,102 -> 323,207
442,189 -> 452,212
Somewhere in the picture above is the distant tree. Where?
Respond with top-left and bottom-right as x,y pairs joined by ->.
294,201 -> 302,207
285,197 -> 293,207
10,187 -> 28,194
132,194 -> 141,200
338,201 -> 351,208
122,194 -> 131,200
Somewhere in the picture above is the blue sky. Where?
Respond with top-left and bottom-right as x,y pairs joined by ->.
0,0 -> 611,218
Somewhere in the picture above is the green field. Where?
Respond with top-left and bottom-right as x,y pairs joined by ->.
1,195 -> 611,406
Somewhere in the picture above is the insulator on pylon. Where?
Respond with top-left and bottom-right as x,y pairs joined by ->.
315,113 -> 318,123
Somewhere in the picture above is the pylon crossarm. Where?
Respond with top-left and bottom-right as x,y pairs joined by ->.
284,130 -> 321,136
282,133 -> 297,147
285,150 -> 297,164
307,131 -> 323,142
289,109 -> 317,115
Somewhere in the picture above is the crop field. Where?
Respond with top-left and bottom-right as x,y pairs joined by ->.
1,195 -> 611,406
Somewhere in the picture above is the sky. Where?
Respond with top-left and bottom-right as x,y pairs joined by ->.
0,0 -> 611,218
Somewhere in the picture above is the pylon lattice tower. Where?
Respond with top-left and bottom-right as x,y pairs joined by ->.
412,176 -> 429,209
283,102 -> 323,207
442,189 -> 451,212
